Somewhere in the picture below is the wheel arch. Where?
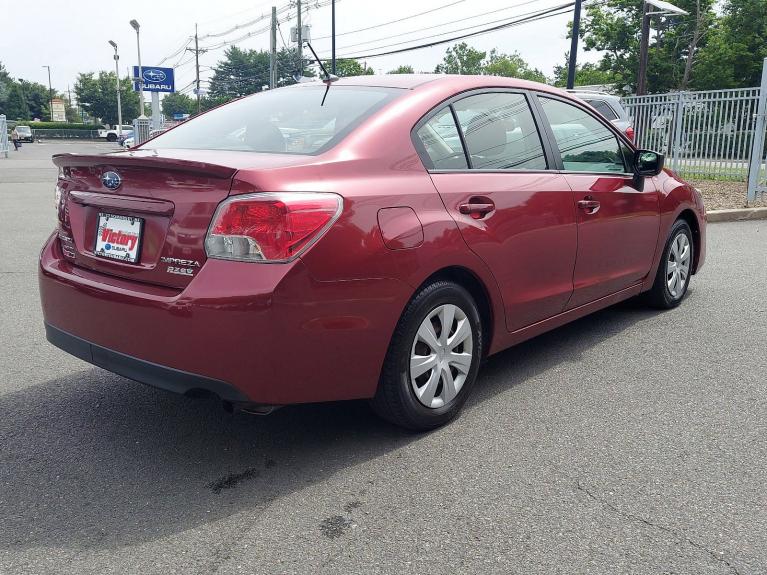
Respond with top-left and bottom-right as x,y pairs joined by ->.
676,208 -> 701,274
412,265 -> 495,357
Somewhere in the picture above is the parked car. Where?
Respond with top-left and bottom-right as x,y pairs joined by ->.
568,90 -> 634,141
117,130 -> 133,147
98,125 -> 133,142
40,75 -> 705,430
15,125 -> 34,142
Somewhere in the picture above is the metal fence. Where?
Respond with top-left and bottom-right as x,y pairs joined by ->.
746,60 -> 767,203
623,88 -> 762,182
0,115 -> 9,158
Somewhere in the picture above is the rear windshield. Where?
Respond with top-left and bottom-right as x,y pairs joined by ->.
146,85 -> 402,155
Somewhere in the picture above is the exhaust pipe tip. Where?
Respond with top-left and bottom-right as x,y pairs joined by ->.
222,401 -> 282,416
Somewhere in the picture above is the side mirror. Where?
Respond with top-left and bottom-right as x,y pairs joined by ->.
634,149 -> 664,176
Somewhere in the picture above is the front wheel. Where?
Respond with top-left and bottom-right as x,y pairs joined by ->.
646,219 -> 694,309
371,281 -> 483,431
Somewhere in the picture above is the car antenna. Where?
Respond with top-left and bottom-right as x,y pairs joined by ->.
304,41 -> 338,106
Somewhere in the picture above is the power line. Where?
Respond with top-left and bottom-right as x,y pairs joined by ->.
312,0 -> 467,40
334,0 -> 562,53
334,2 -> 578,61
158,37 -> 194,65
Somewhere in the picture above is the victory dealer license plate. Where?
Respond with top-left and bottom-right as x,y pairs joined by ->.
94,213 -> 143,263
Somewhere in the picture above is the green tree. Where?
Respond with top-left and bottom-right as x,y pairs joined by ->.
324,58 -> 374,77
18,79 -> 51,120
74,72 -> 140,126
483,49 -> 546,82
4,83 -> 29,120
693,0 -> 767,90
0,62 -> 11,114
552,54 -> 617,87
435,42 -> 486,74
578,0 -> 717,93
162,92 -> 195,117
208,47 -> 313,103
388,65 -> 414,74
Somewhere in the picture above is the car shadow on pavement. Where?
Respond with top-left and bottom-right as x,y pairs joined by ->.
0,300 -> 659,551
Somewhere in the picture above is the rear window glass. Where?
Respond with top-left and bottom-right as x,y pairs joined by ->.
584,99 -> 618,121
146,85 -> 402,155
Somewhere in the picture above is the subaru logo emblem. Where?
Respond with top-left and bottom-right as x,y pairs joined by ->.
144,69 -> 166,82
101,171 -> 122,190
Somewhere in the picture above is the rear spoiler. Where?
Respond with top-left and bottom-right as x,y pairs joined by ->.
52,153 -> 238,180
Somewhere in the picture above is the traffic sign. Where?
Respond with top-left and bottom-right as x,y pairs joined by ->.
133,66 -> 175,93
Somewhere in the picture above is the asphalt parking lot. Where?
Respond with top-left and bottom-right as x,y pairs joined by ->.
1,141 -> 765,575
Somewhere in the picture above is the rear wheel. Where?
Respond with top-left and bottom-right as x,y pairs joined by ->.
646,219 -> 694,309
106,133 -> 117,142
371,281 -> 482,431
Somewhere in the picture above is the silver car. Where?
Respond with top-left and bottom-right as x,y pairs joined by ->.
567,90 -> 634,141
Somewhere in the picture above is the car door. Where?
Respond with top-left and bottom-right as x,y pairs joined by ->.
413,91 -> 577,332
535,95 -> 660,308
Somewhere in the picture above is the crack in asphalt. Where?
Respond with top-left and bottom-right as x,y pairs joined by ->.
576,479 -> 741,575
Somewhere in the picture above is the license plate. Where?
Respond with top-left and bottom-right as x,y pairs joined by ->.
94,213 -> 143,263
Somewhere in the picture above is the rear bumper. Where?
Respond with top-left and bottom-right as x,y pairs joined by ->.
45,323 -> 249,402
39,233 -> 409,405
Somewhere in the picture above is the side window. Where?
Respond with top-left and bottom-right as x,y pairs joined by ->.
539,97 -> 626,173
453,92 -> 547,170
415,108 -> 468,170
584,99 -> 618,121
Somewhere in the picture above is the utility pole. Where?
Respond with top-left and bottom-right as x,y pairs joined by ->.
108,41 -> 123,136
296,0 -> 303,78
270,7 -> 277,88
195,24 -> 201,113
186,25 -> 207,114
42,65 -> 53,121
331,0 -> 336,75
566,0 -> 582,89
637,1 -> 651,96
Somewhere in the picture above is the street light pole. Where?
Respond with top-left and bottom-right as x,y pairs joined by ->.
109,41 -> 123,137
130,19 -> 145,117
636,0 -> 688,96
42,65 -> 53,121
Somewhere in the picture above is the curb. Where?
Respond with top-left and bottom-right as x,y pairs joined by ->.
706,207 -> 767,223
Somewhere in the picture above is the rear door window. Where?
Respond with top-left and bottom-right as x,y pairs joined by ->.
584,99 -> 618,121
453,93 -> 547,170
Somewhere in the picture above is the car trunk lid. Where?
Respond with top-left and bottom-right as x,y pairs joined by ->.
52,149 -> 268,289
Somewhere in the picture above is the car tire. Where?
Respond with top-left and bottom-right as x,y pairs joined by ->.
106,134 -> 117,142
370,281 -> 483,431
645,219 -> 694,309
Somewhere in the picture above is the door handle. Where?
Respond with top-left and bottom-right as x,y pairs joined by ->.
459,199 -> 495,219
577,198 -> 601,215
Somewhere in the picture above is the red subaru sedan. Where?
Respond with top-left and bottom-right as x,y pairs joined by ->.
40,75 -> 706,430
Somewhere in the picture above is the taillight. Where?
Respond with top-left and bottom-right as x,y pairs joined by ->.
205,192 -> 342,262
625,126 -> 635,142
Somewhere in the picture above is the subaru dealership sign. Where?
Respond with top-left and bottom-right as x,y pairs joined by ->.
132,66 -> 175,93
